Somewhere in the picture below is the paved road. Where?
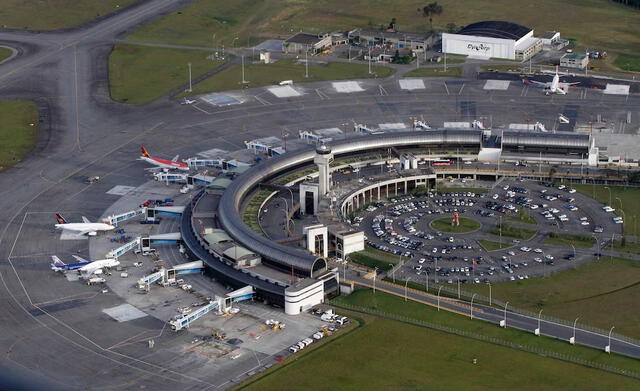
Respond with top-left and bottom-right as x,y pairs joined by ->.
0,0 -> 638,388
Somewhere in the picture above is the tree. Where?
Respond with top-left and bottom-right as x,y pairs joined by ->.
387,18 -> 397,31
548,167 -> 557,180
420,2 -> 443,31
445,22 -> 458,33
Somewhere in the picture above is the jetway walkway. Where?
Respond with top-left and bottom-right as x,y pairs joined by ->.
169,286 -> 254,331
104,206 -> 185,226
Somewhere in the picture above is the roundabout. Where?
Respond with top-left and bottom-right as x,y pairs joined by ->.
429,216 -> 481,233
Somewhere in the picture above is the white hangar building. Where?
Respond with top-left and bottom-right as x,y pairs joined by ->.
442,21 -> 542,61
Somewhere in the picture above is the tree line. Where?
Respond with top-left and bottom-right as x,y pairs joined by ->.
610,0 -> 640,8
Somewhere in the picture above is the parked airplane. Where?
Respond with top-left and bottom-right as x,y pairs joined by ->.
55,214 -> 115,236
139,146 -> 189,171
72,255 -> 120,277
524,66 -> 579,95
50,255 -> 91,272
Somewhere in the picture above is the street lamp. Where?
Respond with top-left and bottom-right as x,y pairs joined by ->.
425,271 -> 429,292
437,286 -> 443,311
456,277 -> 461,299
278,197 -> 290,236
570,317 -> 580,345
606,326 -> 615,354
616,197 -> 625,233
389,263 -> 395,283
487,282 -> 492,306
404,277 -> 412,302
535,309 -> 543,336
470,293 -> 477,319
502,301 -> 509,328
373,267 -> 377,294
570,244 -> 576,259
604,186 -> 612,207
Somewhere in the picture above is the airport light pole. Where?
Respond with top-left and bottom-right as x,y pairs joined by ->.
437,286 -> 443,311
604,186 -> 612,207
425,271 -> 429,292
487,282 -> 492,306
470,293 -> 477,319
389,263 -> 395,283
592,234 -> 600,260
241,55 -> 247,84
186,62 -> 192,92
616,197 -> 625,232
305,48 -> 309,78
570,244 -> 576,259
572,317 -> 580,344
456,277 -> 460,299
607,326 -> 615,354
368,47 -> 372,74
404,277 -> 411,302
278,197 -> 289,236
503,301 -> 509,328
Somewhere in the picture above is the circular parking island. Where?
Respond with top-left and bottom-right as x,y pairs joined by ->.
430,217 -> 481,233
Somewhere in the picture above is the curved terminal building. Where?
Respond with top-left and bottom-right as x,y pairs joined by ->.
181,129 -> 594,314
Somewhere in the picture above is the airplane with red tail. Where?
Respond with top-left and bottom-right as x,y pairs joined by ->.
138,146 -> 189,171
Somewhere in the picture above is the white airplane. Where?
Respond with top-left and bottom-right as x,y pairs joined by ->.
55,214 -> 115,236
72,255 -> 120,277
180,98 -> 196,105
525,66 -> 579,95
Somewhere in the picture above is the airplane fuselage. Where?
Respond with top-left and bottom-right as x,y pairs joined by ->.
55,222 -> 115,235
141,156 -> 189,171
78,259 -> 120,274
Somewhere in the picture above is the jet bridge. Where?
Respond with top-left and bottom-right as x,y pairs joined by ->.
106,237 -> 140,259
104,208 -> 146,226
169,286 -> 254,331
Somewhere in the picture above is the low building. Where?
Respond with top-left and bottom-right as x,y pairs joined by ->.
282,33 -> 332,54
245,136 -> 285,157
540,31 -> 561,46
442,21 -> 542,61
350,29 -> 437,52
560,53 -> 589,70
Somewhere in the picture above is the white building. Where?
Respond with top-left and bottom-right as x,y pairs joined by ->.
442,21 -> 542,61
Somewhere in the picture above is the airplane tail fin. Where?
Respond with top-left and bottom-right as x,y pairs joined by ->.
51,255 -> 66,267
55,214 -> 67,224
81,216 -> 91,224
140,146 -> 150,158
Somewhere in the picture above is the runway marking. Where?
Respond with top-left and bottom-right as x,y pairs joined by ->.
444,82 -> 450,95
379,85 -> 388,96
253,95 -> 271,106
458,83 -> 465,95
191,103 -> 212,114
521,86 -> 528,97
315,88 -> 330,100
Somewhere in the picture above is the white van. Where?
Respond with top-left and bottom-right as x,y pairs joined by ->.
279,80 -> 293,86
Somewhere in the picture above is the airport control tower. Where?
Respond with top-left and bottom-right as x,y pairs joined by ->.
314,143 -> 333,197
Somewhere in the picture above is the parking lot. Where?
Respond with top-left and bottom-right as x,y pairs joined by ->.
350,179 -> 620,285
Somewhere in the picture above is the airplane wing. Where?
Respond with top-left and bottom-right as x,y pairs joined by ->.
81,216 -> 91,224
72,255 -> 90,263
528,80 -> 549,87
145,167 -> 163,172
172,155 -> 180,162
560,82 -> 580,87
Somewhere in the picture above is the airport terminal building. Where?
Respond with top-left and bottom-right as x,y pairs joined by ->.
442,21 -> 542,61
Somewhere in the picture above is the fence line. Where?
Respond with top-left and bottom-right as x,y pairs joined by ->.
332,302 -> 640,380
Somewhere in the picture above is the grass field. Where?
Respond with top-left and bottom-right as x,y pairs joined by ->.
543,232 -> 596,248
0,47 -> 12,62
0,0 -> 139,30
109,44 -> 228,103
128,0 -> 640,71
241,290 -> 640,390
349,246 -> 400,271
431,217 -> 480,233
478,239 -> 513,251
507,209 -> 536,225
461,256 -> 640,339
613,53 -> 640,72
184,58 -> 394,96
0,100 -> 39,170
403,66 -> 462,78
490,223 -> 537,240
573,184 -> 640,236
610,239 -> 640,254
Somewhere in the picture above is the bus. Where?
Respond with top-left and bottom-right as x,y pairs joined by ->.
431,159 -> 453,166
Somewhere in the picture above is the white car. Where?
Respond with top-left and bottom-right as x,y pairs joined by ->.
534,248 -> 543,253
545,255 -> 554,260
581,221 -> 590,225
520,247 -> 531,252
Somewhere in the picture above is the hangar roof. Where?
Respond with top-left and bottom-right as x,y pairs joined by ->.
458,21 -> 532,40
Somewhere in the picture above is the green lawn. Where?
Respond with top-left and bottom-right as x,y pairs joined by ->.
543,233 -> 596,248
0,47 -> 12,62
109,44 -> 228,103
478,239 -> 513,251
184,58 -> 394,95
404,66 -> 462,77
610,239 -> 640,254
614,53 -> 640,72
0,0 -> 139,30
430,216 -> 480,233
240,316 -> 640,390
490,223 -> 537,240
461,257 -> 640,339
573,185 -> 640,236
0,100 -> 39,170
127,0 -> 640,71
349,246 -> 400,271
507,210 -> 536,224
